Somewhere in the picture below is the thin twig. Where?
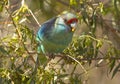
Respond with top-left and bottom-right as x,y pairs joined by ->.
53,54 -> 120,61
28,9 -> 41,27
66,55 -> 88,74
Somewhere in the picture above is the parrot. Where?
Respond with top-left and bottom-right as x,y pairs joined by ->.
36,11 -> 78,58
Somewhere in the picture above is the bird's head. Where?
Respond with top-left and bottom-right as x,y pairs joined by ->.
60,11 -> 78,32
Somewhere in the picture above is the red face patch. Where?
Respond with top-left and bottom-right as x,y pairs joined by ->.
67,18 -> 78,24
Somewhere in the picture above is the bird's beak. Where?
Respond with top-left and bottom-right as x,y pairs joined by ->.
71,27 -> 75,32
70,23 -> 77,32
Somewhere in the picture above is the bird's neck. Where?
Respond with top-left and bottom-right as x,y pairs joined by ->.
55,17 -> 65,25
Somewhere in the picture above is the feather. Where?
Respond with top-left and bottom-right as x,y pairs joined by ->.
36,12 -> 78,54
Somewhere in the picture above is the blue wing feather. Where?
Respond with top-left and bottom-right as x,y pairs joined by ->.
37,17 -> 57,40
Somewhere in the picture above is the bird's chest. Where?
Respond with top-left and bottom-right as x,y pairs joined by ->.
49,28 -> 73,45
43,30 -> 73,53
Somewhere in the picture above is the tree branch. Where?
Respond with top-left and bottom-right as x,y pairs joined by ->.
49,54 -> 120,61
5,6 -> 36,64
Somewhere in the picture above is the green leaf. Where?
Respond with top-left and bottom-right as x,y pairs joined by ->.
57,74 -> 69,79
0,46 -> 8,55
109,59 -> 116,73
112,63 -> 120,79
99,2 -> 104,13
70,0 -> 77,5
38,54 -> 47,65
0,4 -> 3,12
97,40 -> 103,48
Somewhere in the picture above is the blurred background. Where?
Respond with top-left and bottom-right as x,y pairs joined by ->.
0,0 -> 120,84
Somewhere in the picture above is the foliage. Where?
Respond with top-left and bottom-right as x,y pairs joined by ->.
0,0 -> 120,83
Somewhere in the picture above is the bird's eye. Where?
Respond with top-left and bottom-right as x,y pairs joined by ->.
64,19 -> 67,22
